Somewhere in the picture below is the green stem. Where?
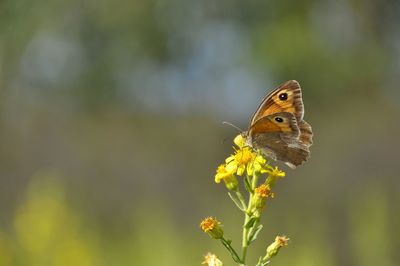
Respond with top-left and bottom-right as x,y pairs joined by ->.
241,174 -> 260,265
241,215 -> 250,265
252,174 -> 259,190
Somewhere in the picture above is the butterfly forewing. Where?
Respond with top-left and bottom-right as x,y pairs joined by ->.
250,80 -> 304,125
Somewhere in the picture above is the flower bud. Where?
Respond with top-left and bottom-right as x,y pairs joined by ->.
251,184 -> 273,211
265,235 -> 289,260
200,217 -> 224,239
202,253 -> 223,266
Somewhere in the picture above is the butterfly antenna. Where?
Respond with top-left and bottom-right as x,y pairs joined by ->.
222,121 -> 244,133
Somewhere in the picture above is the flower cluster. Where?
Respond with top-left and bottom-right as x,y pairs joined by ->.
200,134 -> 289,265
215,135 -> 285,190
215,134 -> 284,193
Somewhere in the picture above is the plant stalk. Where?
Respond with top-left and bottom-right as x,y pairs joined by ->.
240,174 -> 259,265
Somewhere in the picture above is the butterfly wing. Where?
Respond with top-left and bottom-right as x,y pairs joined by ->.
247,80 -> 313,166
248,112 -> 310,168
250,80 -> 304,125
298,120 -> 313,146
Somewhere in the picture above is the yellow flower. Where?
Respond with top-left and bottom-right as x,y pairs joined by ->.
268,166 -> 285,178
215,165 -> 233,183
202,253 -> 223,266
251,184 -> 273,213
254,184 -> 272,198
265,235 -> 290,260
235,147 -> 254,165
246,154 -> 269,176
232,134 -> 275,177
200,217 -> 224,239
225,146 -> 256,176
266,166 -> 286,187
215,164 -> 238,191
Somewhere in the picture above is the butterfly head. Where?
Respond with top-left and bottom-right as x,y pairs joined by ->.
234,131 -> 252,148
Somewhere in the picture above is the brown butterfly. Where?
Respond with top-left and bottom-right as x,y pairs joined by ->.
244,80 -> 313,168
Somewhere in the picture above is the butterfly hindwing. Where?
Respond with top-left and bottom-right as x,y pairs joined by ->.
248,112 -> 309,168
298,120 -> 313,146
249,112 -> 299,137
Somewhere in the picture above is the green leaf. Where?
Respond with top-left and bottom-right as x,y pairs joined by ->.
248,224 -> 263,244
221,239 -> 242,263
244,217 -> 257,228
228,192 -> 245,211
231,252 -> 242,263
256,257 -> 270,266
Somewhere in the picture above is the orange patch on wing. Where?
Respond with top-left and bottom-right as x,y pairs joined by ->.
285,106 -> 295,113
250,117 -> 293,135
260,105 -> 294,117
250,119 -> 281,134
277,124 -> 293,132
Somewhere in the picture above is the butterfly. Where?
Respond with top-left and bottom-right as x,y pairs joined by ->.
244,80 -> 313,168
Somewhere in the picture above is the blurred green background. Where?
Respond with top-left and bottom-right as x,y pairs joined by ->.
0,0 -> 399,265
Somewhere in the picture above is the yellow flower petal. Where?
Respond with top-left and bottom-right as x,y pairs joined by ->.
237,164 -> 245,176
215,164 -> 238,190
267,166 -> 286,179
225,161 -> 238,173
225,155 -> 235,164
233,134 -> 246,148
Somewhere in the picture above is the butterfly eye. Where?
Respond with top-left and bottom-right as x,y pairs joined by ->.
275,117 -> 284,123
279,93 -> 288,101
